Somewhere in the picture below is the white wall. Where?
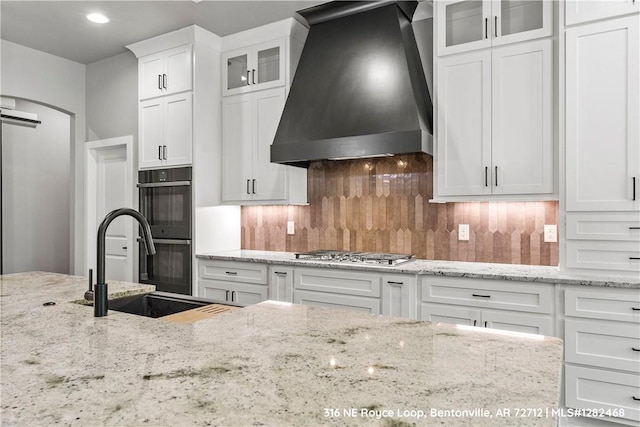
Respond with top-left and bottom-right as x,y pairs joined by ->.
85,51 -> 138,141
2,101 -> 71,273
1,40 -> 86,274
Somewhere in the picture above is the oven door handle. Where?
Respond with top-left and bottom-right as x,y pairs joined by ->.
138,238 -> 191,245
137,181 -> 191,188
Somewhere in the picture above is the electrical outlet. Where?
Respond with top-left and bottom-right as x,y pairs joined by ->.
287,221 -> 295,235
459,224 -> 470,241
544,225 -> 557,243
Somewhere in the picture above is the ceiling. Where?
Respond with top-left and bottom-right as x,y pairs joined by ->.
1,1 -> 326,64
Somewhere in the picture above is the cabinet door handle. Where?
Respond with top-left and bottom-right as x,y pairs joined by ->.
472,294 -> 491,298
163,74 -> 167,89
495,166 -> 498,187
494,16 -> 498,37
252,69 -> 256,85
231,291 -> 236,302
485,17 -> 488,39
473,320 -> 477,327
633,177 -> 637,201
246,70 -> 251,85
225,290 -> 230,301
484,321 -> 488,328
163,145 -> 167,160
485,166 -> 489,187
252,179 -> 256,194
246,179 -> 251,194
158,74 -> 162,90
225,271 -> 238,275
158,145 -> 162,160
387,281 -> 404,285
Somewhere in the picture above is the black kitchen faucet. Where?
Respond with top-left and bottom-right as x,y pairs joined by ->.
93,208 -> 155,317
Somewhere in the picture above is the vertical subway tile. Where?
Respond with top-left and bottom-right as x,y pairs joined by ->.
239,154 -> 559,266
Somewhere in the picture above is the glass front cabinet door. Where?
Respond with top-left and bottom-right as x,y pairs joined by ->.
436,0 -> 553,56
222,38 -> 286,96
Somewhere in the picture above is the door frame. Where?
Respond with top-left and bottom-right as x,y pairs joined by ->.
85,135 -> 136,281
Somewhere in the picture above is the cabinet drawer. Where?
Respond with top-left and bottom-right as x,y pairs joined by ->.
420,277 -> 554,314
294,290 -> 380,314
565,365 -> 640,423
565,288 -> 640,323
199,260 -> 267,284
565,319 -> 640,372
567,214 -> 640,241
294,268 -> 381,298
566,241 -> 640,273
419,303 -> 479,326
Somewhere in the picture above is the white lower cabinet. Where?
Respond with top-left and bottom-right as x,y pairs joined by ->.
268,266 -> 293,303
197,259 -> 268,306
563,287 -> 640,425
419,276 -> 555,336
382,274 -> 417,319
293,267 -> 381,314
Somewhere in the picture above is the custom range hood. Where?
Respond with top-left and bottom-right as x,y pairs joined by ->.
271,1 -> 433,168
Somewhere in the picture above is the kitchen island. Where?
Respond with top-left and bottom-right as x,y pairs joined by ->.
1,272 -> 562,426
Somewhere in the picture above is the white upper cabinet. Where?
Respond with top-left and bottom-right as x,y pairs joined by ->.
138,44 -> 192,100
566,0 -> 640,26
139,92 -> 193,169
222,87 -> 306,204
436,0 -> 553,56
436,39 -> 553,198
222,38 -> 286,96
565,15 -> 640,211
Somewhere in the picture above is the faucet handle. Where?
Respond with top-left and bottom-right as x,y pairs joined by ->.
84,269 -> 94,301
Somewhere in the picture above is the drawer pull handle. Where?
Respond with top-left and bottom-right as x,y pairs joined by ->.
274,271 -> 287,275
387,281 -> 404,285
630,257 -> 640,260
632,347 -> 640,352
633,396 -> 640,401
632,307 -> 640,311
630,227 -> 640,230
472,294 -> 491,298
225,271 -> 238,275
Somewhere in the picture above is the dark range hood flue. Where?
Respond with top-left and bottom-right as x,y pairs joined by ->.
271,1 -> 433,168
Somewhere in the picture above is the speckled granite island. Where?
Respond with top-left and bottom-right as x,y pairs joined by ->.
1,272 -> 562,426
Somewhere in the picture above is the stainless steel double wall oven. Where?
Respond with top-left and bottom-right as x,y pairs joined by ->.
137,167 -> 192,295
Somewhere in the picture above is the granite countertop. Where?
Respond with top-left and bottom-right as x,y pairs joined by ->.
1,272 -> 563,426
197,250 -> 640,288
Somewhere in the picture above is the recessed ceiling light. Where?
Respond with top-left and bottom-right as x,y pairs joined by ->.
86,13 -> 109,24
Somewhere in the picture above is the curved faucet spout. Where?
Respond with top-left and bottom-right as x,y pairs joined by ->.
95,208 -> 155,317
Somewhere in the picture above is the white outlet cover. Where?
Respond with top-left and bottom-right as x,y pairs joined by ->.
287,221 -> 295,235
458,224 -> 470,241
544,225 -> 557,243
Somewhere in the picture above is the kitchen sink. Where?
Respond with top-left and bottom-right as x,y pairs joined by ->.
109,291 -> 238,318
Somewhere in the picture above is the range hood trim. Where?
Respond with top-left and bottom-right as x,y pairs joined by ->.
271,129 -> 432,168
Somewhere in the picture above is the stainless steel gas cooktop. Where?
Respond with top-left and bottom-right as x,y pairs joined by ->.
294,250 -> 415,266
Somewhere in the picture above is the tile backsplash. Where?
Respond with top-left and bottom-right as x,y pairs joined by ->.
241,153 -> 559,265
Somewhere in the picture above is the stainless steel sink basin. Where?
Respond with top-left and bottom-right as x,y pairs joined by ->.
109,291 -> 237,318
